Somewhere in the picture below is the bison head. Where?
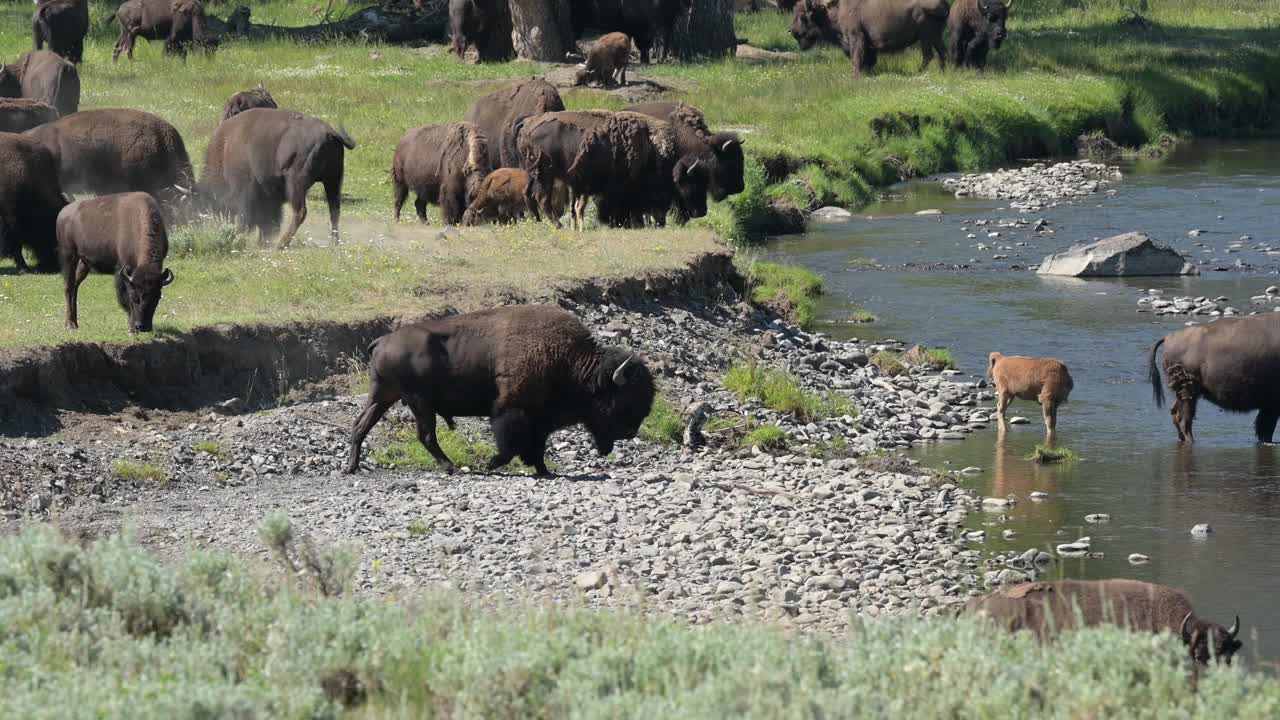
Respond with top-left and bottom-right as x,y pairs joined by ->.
672,156 -> 710,222
586,350 -> 656,457
790,0 -> 838,51
708,132 -> 745,199
116,266 -> 175,334
1181,612 -> 1242,665
977,0 -> 1012,49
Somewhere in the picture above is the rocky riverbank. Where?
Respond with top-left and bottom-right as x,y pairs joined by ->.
3,297 -> 998,631
943,160 -> 1123,213
1136,285 -> 1280,317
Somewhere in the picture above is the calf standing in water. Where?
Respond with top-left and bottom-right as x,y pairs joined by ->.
988,352 -> 1073,440
57,192 -> 175,333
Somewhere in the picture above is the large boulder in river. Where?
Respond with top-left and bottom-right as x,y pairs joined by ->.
1036,232 -> 1198,277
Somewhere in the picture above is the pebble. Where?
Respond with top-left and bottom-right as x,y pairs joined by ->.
1128,554 -> 1150,565
1191,524 -> 1213,536
1084,514 -> 1111,524
575,570 -> 608,591
1008,417 -> 1030,425
1029,492 -> 1050,501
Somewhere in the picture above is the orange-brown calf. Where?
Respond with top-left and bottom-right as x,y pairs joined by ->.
988,352 -> 1074,440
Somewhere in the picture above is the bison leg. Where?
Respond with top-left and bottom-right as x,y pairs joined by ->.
1040,396 -> 1059,443
346,393 -> 396,474
63,256 -> 90,330
413,196 -> 429,223
323,173 -> 343,244
392,181 -> 409,222
489,409 -> 532,472
404,396 -> 457,473
994,390 -> 1012,427
519,424 -> 553,477
948,28 -> 968,68
278,179 -> 309,249
1255,408 -> 1279,444
1172,396 -> 1197,444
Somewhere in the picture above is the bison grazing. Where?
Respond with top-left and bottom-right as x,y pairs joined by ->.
0,133 -> 67,273
464,78 -> 565,170
515,109 -> 610,228
1149,314 -> 1280,444
0,98 -> 58,133
576,32 -> 632,88
948,0 -> 1011,69
626,100 -> 747,201
791,0 -> 949,75
391,122 -> 491,226
221,83 -> 278,121
572,0 -> 693,64
461,168 -> 543,225
200,108 -> 355,248
0,50 -> 80,117
57,192 -> 175,334
110,0 -> 211,61
25,108 -> 194,212
987,352 -> 1073,440
32,0 -> 89,65
346,305 -> 655,476
963,579 -> 1243,665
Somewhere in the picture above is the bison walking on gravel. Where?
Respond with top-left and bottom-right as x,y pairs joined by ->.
32,0 -> 89,65
0,98 -> 58,133
0,133 -> 67,273
987,352 -> 1073,440
461,168 -> 543,225
221,83 -> 277,121
948,0 -> 1011,69
625,100 -> 747,202
1150,314 -> 1280,444
110,0 -> 211,61
576,32 -> 632,88
391,122 -> 491,226
346,305 -> 655,476
791,0 -> 949,75
200,108 -> 355,248
57,192 -> 175,333
464,78 -> 565,170
0,50 -> 79,117
963,579 -> 1242,665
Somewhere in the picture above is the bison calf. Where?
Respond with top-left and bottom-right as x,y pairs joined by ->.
987,352 -> 1073,440
347,305 -> 655,476
57,192 -> 175,334
461,168 -> 541,225
576,32 -> 632,88
392,122 -> 491,226
221,83 -> 277,121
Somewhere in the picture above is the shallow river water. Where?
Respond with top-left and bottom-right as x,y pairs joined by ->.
768,140 -> 1280,661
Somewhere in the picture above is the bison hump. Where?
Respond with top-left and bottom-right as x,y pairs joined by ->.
1003,582 -> 1054,599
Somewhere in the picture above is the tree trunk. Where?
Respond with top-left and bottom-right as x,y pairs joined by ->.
476,0 -> 515,61
509,0 -> 575,61
670,0 -> 736,60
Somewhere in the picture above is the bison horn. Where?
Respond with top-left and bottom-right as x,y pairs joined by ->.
722,139 -> 739,151
1180,611 -> 1194,642
1005,0 -> 1015,11
612,355 -> 634,386
1229,615 -> 1240,638
122,266 -> 136,286
686,159 -> 699,175
161,268 -> 175,286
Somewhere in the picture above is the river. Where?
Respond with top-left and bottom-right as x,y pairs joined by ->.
768,140 -> 1280,662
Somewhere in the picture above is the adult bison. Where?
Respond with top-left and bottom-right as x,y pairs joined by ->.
25,108 -> 194,212
948,0 -> 1012,69
0,133 -> 67,273
221,83 -> 277,121
790,0 -> 949,75
449,0 -> 511,62
1149,314 -> 1280,444
346,305 -> 655,476
572,0 -> 693,64
200,108 -> 355,248
514,109 -> 610,228
0,50 -> 79,117
0,98 -> 58,133
465,78 -> 565,169
391,122 -> 491,225
110,0 -> 210,61
625,100 -> 746,201
963,579 -> 1243,665
32,0 -> 89,65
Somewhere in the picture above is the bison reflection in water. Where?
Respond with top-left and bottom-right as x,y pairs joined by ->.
346,305 -> 655,476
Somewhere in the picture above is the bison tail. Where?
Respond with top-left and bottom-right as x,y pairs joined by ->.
365,336 -> 383,358
1149,337 -> 1166,408
332,127 -> 356,150
105,11 -> 116,25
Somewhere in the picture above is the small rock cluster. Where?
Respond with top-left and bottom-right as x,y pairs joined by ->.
1136,286 -> 1280,317
944,160 -> 1123,212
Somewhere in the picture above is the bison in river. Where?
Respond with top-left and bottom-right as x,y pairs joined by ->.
948,0 -> 1012,69
963,579 -> 1242,665
33,0 -> 89,65
987,352 -> 1073,441
0,133 -> 67,273
464,78 -> 565,170
200,108 -> 355,248
0,98 -> 58,133
346,305 -> 655,476
0,49 -> 79,117
110,0 -> 210,61
57,192 -> 175,334
625,100 -> 746,202
572,0 -> 693,64
391,122 -> 491,226
221,83 -> 277,121
1150,313 -> 1280,444
790,0 -> 949,75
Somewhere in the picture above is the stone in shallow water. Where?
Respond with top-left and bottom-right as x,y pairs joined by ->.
1084,513 -> 1111,523
1190,523 -> 1213,536
1128,553 -> 1150,565
809,206 -> 853,223
1008,417 -> 1030,425
1037,232 -> 1198,277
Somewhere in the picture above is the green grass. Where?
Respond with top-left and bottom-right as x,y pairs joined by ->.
110,459 -> 166,483
742,423 -> 788,451
871,351 -> 908,377
722,362 -> 856,421
191,440 -> 222,456
920,348 -> 958,371
639,396 -> 684,445
2,526 -> 1277,718
407,520 -> 433,537
746,261 -> 825,329
370,426 -> 496,471
849,309 -> 878,323
1026,445 -> 1079,464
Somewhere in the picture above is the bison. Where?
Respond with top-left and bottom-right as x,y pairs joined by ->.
110,0 -> 211,61
987,352 -> 1073,441
790,0 -> 949,75
948,0 -> 1012,69
963,579 -> 1243,665
449,0 -> 511,62
0,133 -> 67,273
461,168 -> 544,225
200,108 -> 354,248
576,32 -> 632,88
57,192 -> 175,334
32,0 -> 89,65
1149,313 -> 1280,444
221,83 -> 277,121
25,108 -> 194,213
391,122 -> 491,226
515,109 -> 611,228
625,100 -> 747,201
0,98 -> 58,133
0,49 -> 79,117
572,0 -> 693,64
464,78 -> 565,170
346,305 -> 655,476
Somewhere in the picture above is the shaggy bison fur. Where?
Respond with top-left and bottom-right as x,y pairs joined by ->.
791,0 -> 949,75
33,0 -> 89,65
947,0 -> 1011,69
0,50 -> 79,117
461,168 -> 543,225
987,352 -> 1073,440
625,100 -> 746,201
57,192 -> 175,334
0,98 -> 58,133
392,122 -> 491,225
110,0 -> 211,61
221,83 -> 277,121
0,133 -> 67,273
200,108 -> 355,248
576,32 -> 632,88
346,305 -> 655,476
464,78 -> 565,169
515,110 -> 611,228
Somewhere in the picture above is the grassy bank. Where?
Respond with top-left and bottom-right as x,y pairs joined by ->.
2,526 -> 1277,718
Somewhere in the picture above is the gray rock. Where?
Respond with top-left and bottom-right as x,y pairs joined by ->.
1128,553 -> 1150,565
575,570 -> 608,590
1191,523 -> 1213,536
1084,513 -> 1111,524
810,206 -> 853,223
1037,232 -> 1198,277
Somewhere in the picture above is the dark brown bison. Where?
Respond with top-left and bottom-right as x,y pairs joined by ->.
0,98 -> 58,133
0,133 -> 67,273
221,83 -> 277,121
25,108 -> 194,211
200,108 -> 355,248
576,32 -> 632,88
791,0 -> 949,74
1150,313 -> 1280,444
346,305 -> 655,476
963,579 -> 1242,665
625,100 -> 747,200
515,110 -> 611,228
110,0 -> 211,61
948,0 -> 1011,69
0,50 -> 79,117
391,122 -> 491,226
461,168 -> 542,225
464,78 -> 565,169
449,0 -> 510,61
572,0 -> 693,64
32,0 -> 89,65
57,192 -> 175,334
